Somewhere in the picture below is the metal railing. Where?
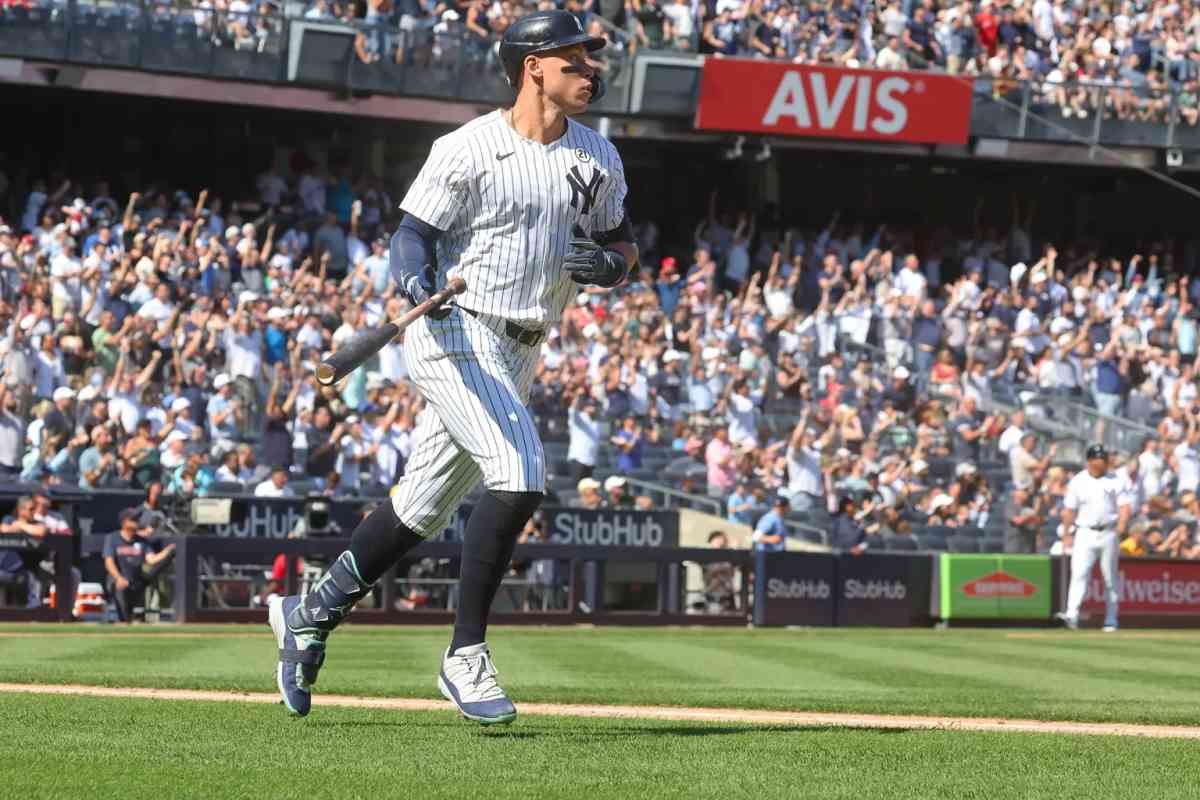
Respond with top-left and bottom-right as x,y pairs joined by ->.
623,476 -> 722,516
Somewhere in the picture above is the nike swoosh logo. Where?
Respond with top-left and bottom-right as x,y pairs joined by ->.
496,152 -> 514,161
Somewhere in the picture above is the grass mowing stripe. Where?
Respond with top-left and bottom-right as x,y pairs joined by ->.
4,627 -> 1200,726
4,692 -> 1200,800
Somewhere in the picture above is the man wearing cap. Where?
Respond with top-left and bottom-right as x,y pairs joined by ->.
566,389 -> 601,481
824,467 -> 869,555
103,507 -> 176,623
1058,444 -> 1129,631
604,476 -> 634,509
161,397 -> 197,441
752,494 -> 790,552
207,374 -> 241,452
575,477 -> 604,510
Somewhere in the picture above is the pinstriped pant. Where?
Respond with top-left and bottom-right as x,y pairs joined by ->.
389,307 -> 545,538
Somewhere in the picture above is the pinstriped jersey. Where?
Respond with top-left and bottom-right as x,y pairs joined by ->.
399,109 -> 628,328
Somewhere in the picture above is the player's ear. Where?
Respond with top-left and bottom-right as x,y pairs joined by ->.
525,53 -> 543,84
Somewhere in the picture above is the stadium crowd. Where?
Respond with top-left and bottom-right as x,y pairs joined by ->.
2,166 -> 1200,583
5,0 -> 1199,123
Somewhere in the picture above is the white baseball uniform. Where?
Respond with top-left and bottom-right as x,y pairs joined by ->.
389,110 -> 628,537
1062,468 -> 1128,627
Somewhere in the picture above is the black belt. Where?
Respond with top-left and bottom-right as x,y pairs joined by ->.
461,307 -> 544,347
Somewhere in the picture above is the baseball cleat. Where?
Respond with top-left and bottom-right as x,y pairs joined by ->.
438,643 -> 517,725
269,594 -> 327,717
1054,612 -> 1079,630
1102,625 -> 1118,633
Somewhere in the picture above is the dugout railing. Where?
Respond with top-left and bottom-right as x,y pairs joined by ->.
168,535 -> 753,626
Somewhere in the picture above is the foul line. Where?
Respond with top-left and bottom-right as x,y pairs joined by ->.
1,682 -> 1198,739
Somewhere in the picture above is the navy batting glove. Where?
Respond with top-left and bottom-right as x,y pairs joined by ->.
565,225 -> 627,288
400,264 -> 436,305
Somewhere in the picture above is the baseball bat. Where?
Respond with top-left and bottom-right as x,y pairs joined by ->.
316,277 -> 467,386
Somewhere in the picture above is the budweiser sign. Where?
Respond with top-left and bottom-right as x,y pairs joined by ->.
695,60 -> 973,145
961,571 -> 1038,598
1082,560 -> 1200,616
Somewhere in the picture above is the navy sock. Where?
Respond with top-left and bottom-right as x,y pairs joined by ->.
349,502 -> 426,584
450,491 -> 543,653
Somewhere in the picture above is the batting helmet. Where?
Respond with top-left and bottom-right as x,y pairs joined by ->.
499,10 -> 606,88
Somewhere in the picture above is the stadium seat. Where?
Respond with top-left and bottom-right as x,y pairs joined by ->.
881,535 -> 918,552
918,533 -> 947,551
948,535 -> 980,553
209,481 -> 245,495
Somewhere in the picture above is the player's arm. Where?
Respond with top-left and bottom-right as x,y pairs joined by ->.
389,213 -> 443,304
1116,500 -> 1131,538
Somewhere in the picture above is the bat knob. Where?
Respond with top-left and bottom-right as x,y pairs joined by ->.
316,363 -> 336,386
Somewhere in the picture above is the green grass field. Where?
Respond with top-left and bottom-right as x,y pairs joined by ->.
4,625 -> 1200,798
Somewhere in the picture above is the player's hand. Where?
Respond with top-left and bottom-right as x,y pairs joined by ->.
565,225 -> 626,288
400,264 -> 436,305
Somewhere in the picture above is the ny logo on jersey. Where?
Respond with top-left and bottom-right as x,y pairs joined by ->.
566,165 -> 604,215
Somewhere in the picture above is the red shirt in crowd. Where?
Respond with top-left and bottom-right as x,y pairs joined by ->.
975,9 -> 998,55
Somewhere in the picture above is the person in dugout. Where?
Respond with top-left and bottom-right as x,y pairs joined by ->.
103,508 -> 176,622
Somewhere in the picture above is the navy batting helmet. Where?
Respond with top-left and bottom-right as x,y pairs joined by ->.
499,10 -> 606,88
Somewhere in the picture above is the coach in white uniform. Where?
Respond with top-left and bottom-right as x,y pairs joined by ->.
269,11 -> 637,725
1059,444 -> 1130,631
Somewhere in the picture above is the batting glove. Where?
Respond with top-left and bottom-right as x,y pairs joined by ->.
400,265 -> 436,305
564,225 -> 627,288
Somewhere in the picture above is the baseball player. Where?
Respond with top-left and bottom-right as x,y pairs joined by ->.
268,11 -> 636,725
1058,444 -> 1130,631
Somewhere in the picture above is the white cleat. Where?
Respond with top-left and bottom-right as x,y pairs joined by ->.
1102,625 -> 1118,633
437,642 -> 517,725
1055,612 -> 1079,630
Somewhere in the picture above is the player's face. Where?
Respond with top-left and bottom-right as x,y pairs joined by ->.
533,43 -> 594,114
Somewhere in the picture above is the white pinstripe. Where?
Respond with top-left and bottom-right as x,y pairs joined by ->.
389,307 -> 544,537
400,110 -> 627,328
390,110 -> 628,537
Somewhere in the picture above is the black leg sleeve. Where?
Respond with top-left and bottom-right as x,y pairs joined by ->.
349,502 -> 427,584
450,490 -> 543,653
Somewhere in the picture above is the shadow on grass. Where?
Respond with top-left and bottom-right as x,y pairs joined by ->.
314,721 -> 918,739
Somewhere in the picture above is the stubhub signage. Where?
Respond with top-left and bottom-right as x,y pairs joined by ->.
754,552 -> 836,626
754,552 -> 934,627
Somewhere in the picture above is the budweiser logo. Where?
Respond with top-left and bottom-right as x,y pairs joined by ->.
961,571 -> 1037,598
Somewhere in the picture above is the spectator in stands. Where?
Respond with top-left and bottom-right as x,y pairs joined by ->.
566,389 -> 601,481
604,476 -> 634,509
255,465 -> 294,497
576,477 -> 604,510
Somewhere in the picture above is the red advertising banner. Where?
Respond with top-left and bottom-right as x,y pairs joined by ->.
695,59 -> 973,146
1081,559 -> 1200,616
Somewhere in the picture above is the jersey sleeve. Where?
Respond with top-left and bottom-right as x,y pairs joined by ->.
1062,477 -> 1081,511
595,144 -> 629,234
399,139 -> 472,232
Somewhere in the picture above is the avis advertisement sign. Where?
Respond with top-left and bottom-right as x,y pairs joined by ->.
836,554 -> 932,627
753,551 -> 835,626
695,60 -> 973,145
1081,558 -> 1200,617
938,554 -> 1052,619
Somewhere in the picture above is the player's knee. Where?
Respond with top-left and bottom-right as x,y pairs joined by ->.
489,490 -> 544,520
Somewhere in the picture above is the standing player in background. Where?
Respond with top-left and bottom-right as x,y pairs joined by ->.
1058,444 -> 1130,631
268,11 -> 637,725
